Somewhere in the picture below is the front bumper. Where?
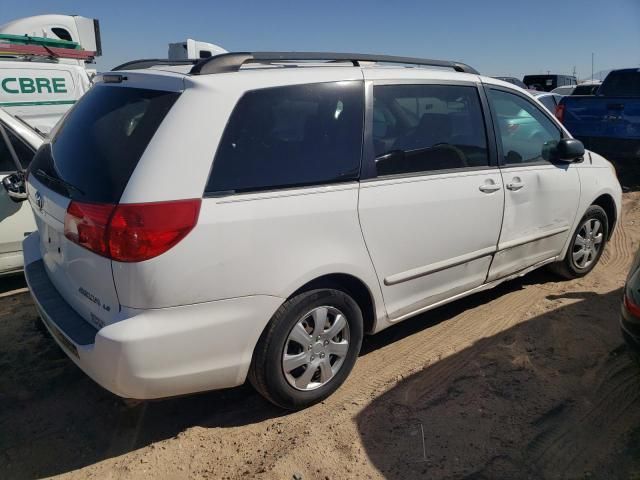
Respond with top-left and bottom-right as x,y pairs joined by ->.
23,232 -> 283,399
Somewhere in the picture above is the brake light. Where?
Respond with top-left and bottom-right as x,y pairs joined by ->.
555,103 -> 565,123
64,202 -> 115,257
64,199 -> 201,262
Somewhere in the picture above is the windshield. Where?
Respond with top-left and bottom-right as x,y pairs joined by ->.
29,85 -> 180,203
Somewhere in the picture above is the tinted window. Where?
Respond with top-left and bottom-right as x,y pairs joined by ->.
599,71 -> 640,97
0,124 -> 35,171
30,86 -> 180,203
488,89 -> 561,165
372,84 -> 489,176
538,95 -> 557,112
52,27 -> 73,42
572,84 -> 597,95
206,82 -> 363,194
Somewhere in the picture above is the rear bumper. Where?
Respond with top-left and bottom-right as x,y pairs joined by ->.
23,232 -> 283,399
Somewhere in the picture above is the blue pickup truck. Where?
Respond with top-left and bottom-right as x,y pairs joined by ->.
558,69 -> 640,159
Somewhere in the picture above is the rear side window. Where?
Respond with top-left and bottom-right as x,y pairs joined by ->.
205,81 -> 363,194
372,84 -> 489,176
30,85 -> 180,203
599,71 -> 640,97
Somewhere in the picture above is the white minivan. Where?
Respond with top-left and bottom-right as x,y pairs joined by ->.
19,52 -> 622,409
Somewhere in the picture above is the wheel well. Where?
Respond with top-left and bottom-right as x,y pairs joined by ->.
592,194 -> 617,240
290,274 -> 377,334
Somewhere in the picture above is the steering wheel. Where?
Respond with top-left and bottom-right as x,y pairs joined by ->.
432,143 -> 468,167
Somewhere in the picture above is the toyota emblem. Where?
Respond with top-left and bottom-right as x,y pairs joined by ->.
35,191 -> 44,211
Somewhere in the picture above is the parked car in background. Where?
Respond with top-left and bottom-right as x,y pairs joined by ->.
492,76 -> 528,89
17,52 -> 621,410
551,85 -> 576,96
557,69 -> 640,159
0,107 -> 42,274
572,82 -> 601,96
531,91 -> 563,113
524,74 -> 577,92
622,248 -> 640,366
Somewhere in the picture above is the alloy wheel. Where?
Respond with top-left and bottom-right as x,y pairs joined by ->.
572,218 -> 604,269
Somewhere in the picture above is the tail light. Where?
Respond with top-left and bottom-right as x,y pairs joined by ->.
64,199 -> 201,262
555,103 -> 565,123
624,292 -> 640,319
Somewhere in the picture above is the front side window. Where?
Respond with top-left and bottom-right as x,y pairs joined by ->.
371,84 -> 489,176
206,81 -> 364,194
488,89 -> 562,165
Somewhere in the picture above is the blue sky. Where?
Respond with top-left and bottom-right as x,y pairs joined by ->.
3,0 -> 640,79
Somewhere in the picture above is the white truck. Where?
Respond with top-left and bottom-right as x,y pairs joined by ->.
0,14 -> 101,134
168,38 -> 226,60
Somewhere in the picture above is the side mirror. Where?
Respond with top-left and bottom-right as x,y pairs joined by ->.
555,138 -> 585,163
3,172 -> 28,203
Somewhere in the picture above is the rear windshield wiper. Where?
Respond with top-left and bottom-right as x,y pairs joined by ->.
33,169 -> 85,196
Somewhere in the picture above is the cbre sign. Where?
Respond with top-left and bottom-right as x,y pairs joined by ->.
1,77 -> 67,94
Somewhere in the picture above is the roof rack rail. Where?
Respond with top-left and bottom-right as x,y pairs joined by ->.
112,58 -> 197,71
189,52 -> 479,75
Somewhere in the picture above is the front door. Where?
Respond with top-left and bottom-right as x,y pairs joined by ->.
358,81 -> 504,320
0,122 -> 36,266
485,87 -> 580,281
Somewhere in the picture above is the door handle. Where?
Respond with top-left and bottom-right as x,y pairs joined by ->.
506,181 -> 524,191
479,183 -> 501,193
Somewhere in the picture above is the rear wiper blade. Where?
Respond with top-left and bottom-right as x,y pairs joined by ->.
34,169 -> 85,196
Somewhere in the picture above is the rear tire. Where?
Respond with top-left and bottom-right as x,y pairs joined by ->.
550,205 -> 608,279
249,289 -> 363,410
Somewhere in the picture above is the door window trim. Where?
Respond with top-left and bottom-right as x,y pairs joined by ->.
482,85 -> 567,169
360,80 -> 498,182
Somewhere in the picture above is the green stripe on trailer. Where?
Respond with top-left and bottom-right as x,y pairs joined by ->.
0,33 -> 81,50
0,100 -> 76,107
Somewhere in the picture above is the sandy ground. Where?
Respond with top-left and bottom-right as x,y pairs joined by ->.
1,193 -> 640,480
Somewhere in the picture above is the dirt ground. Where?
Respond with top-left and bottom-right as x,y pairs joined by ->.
2,192 -> 640,479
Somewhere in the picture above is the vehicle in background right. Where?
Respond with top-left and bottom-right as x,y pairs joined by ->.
530,90 -> 563,114
524,74 -> 577,92
492,76 -> 528,89
557,69 -> 640,160
571,82 -> 602,96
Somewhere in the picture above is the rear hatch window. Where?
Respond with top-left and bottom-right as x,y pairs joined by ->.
30,85 -> 180,203
599,71 -> 640,97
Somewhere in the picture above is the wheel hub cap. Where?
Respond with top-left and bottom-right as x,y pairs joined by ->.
282,306 -> 350,391
572,218 -> 603,269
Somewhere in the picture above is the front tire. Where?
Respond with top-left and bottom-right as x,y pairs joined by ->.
551,205 -> 609,279
249,289 -> 363,410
